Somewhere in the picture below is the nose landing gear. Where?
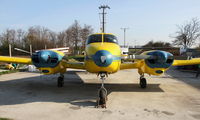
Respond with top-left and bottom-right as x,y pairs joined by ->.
96,73 -> 108,108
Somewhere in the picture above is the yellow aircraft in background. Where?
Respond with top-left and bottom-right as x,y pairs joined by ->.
0,33 -> 200,97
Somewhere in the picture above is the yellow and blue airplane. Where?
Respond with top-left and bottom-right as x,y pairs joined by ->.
0,33 -> 200,93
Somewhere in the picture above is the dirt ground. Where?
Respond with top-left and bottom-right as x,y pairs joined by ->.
0,68 -> 200,120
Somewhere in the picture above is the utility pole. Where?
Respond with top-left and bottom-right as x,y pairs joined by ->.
121,27 -> 129,47
99,5 -> 110,33
9,44 -> 12,57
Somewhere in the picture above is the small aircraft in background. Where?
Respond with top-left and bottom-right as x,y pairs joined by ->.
1,33 -> 200,106
179,45 -> 200,59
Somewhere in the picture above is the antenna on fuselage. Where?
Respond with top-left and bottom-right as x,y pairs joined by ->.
99,5 -> 110,33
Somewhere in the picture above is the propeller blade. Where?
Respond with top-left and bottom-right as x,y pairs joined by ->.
129,55 -> 153,59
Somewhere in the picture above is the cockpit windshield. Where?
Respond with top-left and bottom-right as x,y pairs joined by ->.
86,34 -> 118,44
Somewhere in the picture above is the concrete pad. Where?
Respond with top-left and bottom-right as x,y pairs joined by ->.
0,68 -> 200,120
0,69 -> 9,72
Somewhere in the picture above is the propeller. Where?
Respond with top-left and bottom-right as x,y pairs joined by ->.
129,55 -> 155,59
14,48 -> 31,54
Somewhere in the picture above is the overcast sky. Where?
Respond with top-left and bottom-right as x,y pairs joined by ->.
0,0 -> 200,46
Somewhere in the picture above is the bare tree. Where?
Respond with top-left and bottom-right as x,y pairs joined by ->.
25,26 -> 56,51
49,31 -> 57,48
16,29 -> 26,48
70,20 -> 81,54
57,31 -> 66,47
65,29 -> 73,47
0,21 -> 93,55
0,29 -> 17,55
173,18 -> 200,47
80,24 -> 93,49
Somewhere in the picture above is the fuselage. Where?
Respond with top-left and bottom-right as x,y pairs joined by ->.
84,33 -> 121,73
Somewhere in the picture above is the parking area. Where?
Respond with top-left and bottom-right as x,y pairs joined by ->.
0,68 -> 200,120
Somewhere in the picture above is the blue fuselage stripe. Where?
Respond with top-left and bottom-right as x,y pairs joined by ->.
86,50 -> 121,67
86,55 -> 121,60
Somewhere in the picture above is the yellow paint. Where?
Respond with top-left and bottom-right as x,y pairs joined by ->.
85,33 -> 121,73
120,62 -> 139,70
86,42 -> 121,55
51,50 -> 65,57
138,61 -> 168,76
173,58 -> 200,66
0,56 -> 32,64
86,60 -> 120,73
38,62 -> 66,75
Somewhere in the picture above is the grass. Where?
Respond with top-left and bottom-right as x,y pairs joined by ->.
0,118 -> 13,120
0,69 -> 19,75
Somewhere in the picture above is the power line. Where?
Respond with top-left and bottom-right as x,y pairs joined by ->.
99,5 -> 110,33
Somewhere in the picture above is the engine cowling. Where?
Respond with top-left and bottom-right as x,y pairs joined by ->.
143,50 -> 174,75
31,50 -> 64,74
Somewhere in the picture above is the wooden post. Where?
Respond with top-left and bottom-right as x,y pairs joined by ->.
30,44 -> 32,55
9,44 -> 12,57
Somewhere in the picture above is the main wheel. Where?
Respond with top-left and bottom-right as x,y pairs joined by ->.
140,78 -> 147,88
57,76 -> 64,87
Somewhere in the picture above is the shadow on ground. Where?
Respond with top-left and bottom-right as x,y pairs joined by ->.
165,67 -> 200,90
0,70 -> 163,107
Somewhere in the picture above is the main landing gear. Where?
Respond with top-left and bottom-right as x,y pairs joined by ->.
57,74 -> 64,87
96,73 -> 108,108
140,74 -> 147,88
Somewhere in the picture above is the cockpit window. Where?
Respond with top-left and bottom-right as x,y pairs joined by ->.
86,34 -> 118,44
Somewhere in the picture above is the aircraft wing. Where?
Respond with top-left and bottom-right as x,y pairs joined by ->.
172,58 -> 200,66
120,62 -> 140,70
65,55 -> 85,62
120,57 -> 200,69
0,56 -> 32,64
64,62 -> 85,69
64,61 -> 139,70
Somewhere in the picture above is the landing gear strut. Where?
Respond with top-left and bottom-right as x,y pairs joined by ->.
140,74 -> 147,88
57,74 -> 64,87
96,73 -> 108,108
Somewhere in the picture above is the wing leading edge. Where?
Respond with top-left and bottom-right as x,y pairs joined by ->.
0,56 -> 32,64
172,58 -> 200,66
120,62 -> 140,70
64,62 -> 85,69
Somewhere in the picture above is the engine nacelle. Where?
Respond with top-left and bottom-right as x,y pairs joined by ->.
141,50 -> 174,75
31,50 -> 65,74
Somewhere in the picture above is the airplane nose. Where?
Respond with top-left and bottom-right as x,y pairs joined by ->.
100,56 -> 107,63
93,50 -> 113,67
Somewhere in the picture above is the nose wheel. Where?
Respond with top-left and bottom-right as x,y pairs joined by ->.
96,73 -> 108,108
57,74 -> 64,87
140,75 -> 147,88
